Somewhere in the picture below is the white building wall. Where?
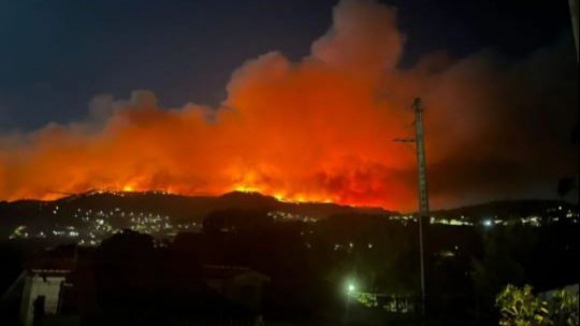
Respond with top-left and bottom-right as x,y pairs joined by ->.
20,274 -> 65,326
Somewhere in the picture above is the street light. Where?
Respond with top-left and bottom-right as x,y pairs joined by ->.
347,283 -> 356,294
345,279 -> 358,296
344,280 -> 357,326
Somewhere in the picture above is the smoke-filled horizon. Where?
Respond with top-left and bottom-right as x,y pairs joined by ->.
0,0 -> 578,210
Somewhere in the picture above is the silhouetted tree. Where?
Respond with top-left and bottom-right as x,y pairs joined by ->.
203,209 -> 273,235
472,225 -> 538,320
94,230 -> 159,323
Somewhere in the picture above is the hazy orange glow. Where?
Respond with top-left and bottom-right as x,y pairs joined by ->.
2,0 -> 570,210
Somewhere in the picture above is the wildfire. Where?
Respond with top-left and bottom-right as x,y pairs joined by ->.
235,185 -> 338,205
0,0 -> 419,210
0,0 -> 417,210
3,0 -> 554,210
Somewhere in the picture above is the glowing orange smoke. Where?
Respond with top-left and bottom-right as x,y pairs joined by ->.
0,0 -> 416,209
2,0 -> 574,210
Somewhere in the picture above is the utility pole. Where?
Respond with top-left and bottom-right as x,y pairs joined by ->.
569,0 -> 579,61
394,97 -> 429,315
413,98 -> 430,220
413,97 -> 428,316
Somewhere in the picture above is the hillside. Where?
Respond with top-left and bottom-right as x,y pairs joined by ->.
0,191 -> 393,238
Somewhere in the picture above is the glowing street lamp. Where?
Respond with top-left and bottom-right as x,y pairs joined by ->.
348,283 -> 356,294
345,279 -> 358,297
343,280 -> 357,325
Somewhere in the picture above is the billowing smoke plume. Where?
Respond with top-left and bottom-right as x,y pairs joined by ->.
0,0 -> 577,210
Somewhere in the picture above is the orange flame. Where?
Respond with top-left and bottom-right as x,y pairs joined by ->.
0,0 -> 420,210
3,0 -> 558,210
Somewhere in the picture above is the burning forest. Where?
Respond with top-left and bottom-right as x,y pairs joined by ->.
0,0 -> 577,210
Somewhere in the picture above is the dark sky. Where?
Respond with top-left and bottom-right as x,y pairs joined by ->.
0,0 -> 578,208
0,0 -> 575,131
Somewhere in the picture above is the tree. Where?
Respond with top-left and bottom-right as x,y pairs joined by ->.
496,284 -> 579,326
202,209 -> 273,234
547,288 -> 579,326
472,226 -> 536,314
496,284 -> 550,326
95,229 -> 159,321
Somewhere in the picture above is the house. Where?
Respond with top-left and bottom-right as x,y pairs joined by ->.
203,265 -> 270,312
2,244 -> 271,324
0,246 -> 78,326
20,257 -> 76,326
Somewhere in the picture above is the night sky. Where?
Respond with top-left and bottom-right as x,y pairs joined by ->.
1,0 -> 574,130
0,0 -> 578,209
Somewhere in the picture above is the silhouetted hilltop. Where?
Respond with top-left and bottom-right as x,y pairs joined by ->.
0,191 -> 394,237
432,199 -> 577,222
1,192 -> 576,239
